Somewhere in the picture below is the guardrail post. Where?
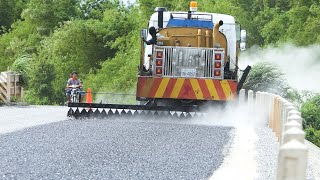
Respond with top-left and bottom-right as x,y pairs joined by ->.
255,91 -> 262,115
278,98 -> 286,140
239,89 -> 245,104
248,90 -> 254,109
282,127 -> 305,144
261,92 -> 269,117
256,92 -> 309,180
271,96 -> 280,139
277,139 -> 308,180
288,110 -> 301,118
284,104 -> 295,123
287,114 -> 303,125
267,93 -> 272,127
261,92 -> 266,113
255,91 -> 261,106
284,120 -> 302,132
279,99 -> 290,141
267,93 -> 274,121
268,93 -> 275,129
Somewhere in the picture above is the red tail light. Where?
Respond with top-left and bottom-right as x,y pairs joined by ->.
155,50 -> 163,76
156,67 -> 162,75
156,51 -> 163,58
214,62 -> 221,68
214,70 -> 221,76
156,59 -> 162,66
215,53 -> 221,60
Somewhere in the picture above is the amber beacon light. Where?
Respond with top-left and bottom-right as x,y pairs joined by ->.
190,1 -> 198,12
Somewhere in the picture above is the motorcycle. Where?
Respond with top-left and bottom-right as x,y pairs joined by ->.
68,85 -> 83,103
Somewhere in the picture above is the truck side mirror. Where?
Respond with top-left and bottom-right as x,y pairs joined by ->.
140,29 -> 148,40
235,22 -> 241,42
240,30 -> 246,51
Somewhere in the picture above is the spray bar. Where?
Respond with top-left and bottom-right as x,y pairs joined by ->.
68,102 -> 200,113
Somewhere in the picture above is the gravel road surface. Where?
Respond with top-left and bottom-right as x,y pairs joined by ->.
1,105 -> 317,180
0,106 -> 233,180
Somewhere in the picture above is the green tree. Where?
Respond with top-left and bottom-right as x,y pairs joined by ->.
284,6 -> 310,45
21,0 -> 78,35
260,11 -> 289,45
0,0 -> 27,33
0,0 -> 80,72
0,21 -> 41,72
82,6 -> 143,103
25,58 -> 56,104
35,19 -> 112,103
80,0 -> 121,20
299,4 -> 320,44
276,0 -> 291,11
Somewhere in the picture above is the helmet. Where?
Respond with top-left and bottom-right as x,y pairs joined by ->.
149,27 -> 157,35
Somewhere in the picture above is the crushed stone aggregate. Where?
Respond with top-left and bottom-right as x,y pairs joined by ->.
0,108 -> 234,180
1,106 -> 318,180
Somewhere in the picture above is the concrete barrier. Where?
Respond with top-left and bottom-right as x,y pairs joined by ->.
282,127 -> 305,144
287,114 -> 303,125
239,89 -> 245,104
255,91 -> 261,107
277,139 -> 308,180
284,120 -> 302,132
0,71 -> 23,103
248,90 -> 254,109
241,89 -> 309,180
288,109 -> 301,117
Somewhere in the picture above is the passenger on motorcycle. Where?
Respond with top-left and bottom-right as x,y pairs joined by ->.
66,71 -> 85,103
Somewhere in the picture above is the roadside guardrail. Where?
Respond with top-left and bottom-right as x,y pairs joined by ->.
239,89 -> 308,180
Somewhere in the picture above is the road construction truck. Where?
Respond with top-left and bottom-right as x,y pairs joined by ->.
68,1 -> 250,118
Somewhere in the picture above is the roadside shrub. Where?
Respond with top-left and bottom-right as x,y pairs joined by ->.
305,127 -> 320,147
301,94 -> 320,130
301,94 -> 320,147
243,62 -> 288,96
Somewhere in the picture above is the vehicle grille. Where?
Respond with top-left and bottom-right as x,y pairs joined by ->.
156,46 -> 220,78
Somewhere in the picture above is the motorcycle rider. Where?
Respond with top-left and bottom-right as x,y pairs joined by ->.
66,71 -> 84,103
